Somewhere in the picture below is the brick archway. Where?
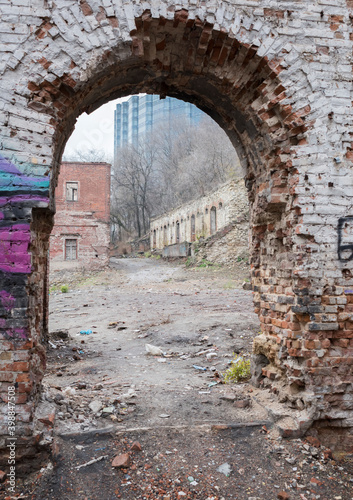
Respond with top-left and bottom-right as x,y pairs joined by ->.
1,1 -> 353,464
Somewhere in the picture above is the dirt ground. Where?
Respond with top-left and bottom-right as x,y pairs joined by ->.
3,258 -> 353,499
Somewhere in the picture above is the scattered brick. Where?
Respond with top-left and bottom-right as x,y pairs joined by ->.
111,453 -> 131,469
130,441 -> 142,452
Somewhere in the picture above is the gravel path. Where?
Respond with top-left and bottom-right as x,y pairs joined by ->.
7,259 -> 353,500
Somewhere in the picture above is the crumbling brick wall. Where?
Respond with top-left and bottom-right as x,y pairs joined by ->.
192,217 -> 250,268
150,180 -> 248,250
0,0 -> 353,460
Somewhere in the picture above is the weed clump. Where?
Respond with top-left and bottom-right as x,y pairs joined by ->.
223,356 -> 250,383
185,257 -> 194,267
61,284 -> 69,293
198,259 -> 214,268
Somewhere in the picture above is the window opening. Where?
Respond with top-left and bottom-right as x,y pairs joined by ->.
65,239 -> 77,260
66,182 -> 78,201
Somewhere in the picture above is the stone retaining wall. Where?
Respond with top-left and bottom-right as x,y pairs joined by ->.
150,180 -> 247,250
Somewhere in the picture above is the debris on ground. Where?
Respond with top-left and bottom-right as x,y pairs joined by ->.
10,259 -> 352,499
145,344 -> 164,356
75,455 -> 108,470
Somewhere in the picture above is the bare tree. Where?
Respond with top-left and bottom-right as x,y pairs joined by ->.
102,112 -> 242,243
174,119 -> 241,202
112,138 -> 160,238
151,116 -> 241,211
63,148 -> 110,163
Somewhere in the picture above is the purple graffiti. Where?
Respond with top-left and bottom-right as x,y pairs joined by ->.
0,154 -> 50,273
0,154 -> 49,344
0,155 -> 21,175
2,328 -> 28,340
0,290 -> 15,311
0,196 -> 50,206
0,224 -> 31,273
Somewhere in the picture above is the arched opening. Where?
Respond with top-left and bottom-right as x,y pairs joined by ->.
210,206 -> 217,235
191,214 -> 196,242
3,5 -> 347,469
176,221 -> 180,244
39,15 -> 301,409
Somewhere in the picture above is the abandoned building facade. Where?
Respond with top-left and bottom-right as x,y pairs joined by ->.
1,0 -> 353,465
49,162 -> 111,271
150,180 -> 248,253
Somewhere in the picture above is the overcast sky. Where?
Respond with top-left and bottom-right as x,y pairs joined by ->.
64,94 -> 215,160
64,97 -> 129,159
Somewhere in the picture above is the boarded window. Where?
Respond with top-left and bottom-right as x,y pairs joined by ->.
66,182 -> 78,201
65,239 -> 77,260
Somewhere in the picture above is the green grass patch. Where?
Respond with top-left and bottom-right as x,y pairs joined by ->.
197,259 -> 214,268
185,257 -> 194,267
223,356 -> 251,383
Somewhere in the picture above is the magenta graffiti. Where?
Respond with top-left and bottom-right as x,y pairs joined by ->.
0,154 -> 49,345
0,155 -> 49,275
0,290 -> 15,312
0,224 -> 31,273
2,328 -> 28,340
0,195 -> 50,206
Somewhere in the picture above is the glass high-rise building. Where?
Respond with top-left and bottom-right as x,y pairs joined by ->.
114,95 -> 203,156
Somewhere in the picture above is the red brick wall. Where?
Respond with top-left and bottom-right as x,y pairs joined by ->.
50,162 -> 111,270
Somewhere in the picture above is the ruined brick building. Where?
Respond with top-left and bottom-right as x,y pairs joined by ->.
150,179 -> 248,258
1,0 -> 353,465
49,162 -> 111,271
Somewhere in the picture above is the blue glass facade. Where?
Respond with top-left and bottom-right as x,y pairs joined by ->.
114,95 -> 203,157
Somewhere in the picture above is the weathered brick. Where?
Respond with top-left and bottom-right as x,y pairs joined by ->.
0,0 -> 352,463
50,162 -> 110,270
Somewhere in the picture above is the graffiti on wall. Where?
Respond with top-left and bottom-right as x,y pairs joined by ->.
0,155 -> 50,273
0,154 -> 49,340
338,217 -> 353,263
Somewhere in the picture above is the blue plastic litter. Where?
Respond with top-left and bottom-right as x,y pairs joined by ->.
192,365 -> 207,371
80,330 -> 92,335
